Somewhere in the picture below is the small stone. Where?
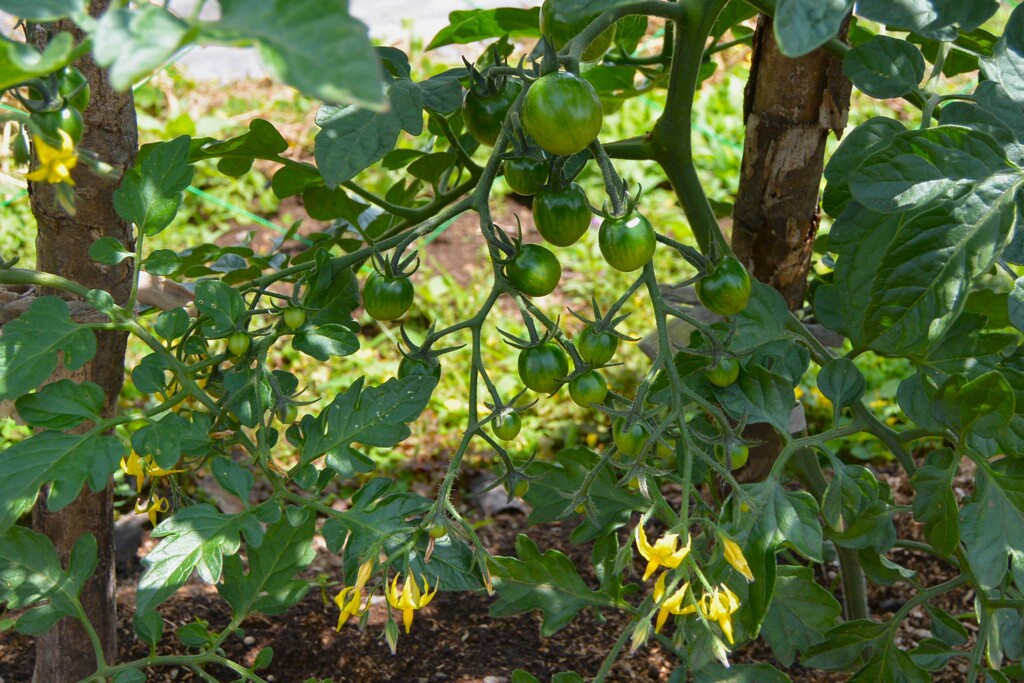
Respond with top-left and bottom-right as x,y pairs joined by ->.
243,635 -> 256,646
483,677 -> 509,683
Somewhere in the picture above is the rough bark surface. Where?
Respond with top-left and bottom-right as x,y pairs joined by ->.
730,16 -> 851,484
27,2 -> 138,680
731,15 -> 851,311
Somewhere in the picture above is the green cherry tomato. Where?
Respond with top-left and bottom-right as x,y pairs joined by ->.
398,356 -> 441,382
568,370 -> 608,408
503,157 -> 548,195
540,0 -> 617,62
36,106 -> 84,144
276,404 -> 299,423
428,524 -> 448,539
706,357 -> 740,387
362,272 -> 414,321
59,67 -> 91,112
716,443 -> 750,470
12,126 -> 30,166
505,243 -> 561,297
598,213 -> 656,272
577,327 -> 618,366
227,331 -> 251,356
534,183 -> 592,247
513,480 -> 530,497
463,79 -> 523,147
518,342 -> 569,394
613,417 -> 649,457
282,307 -> 305,330
522,71 -> 603,156
492,412 -> 523,440
695,256 -> 752,316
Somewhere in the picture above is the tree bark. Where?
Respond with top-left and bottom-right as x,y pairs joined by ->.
27,3 -> 138,680
731,14 -> 851,311
730,15 -> 850,483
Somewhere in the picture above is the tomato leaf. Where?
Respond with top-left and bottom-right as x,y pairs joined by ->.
802,620 -> 887,670
981,2 -> 1024,100
427,8 -> 540,50
0,32 -> 74,90
694,662 -> 791,682
135,505 -> 264,618
0,430 -> 123,535
314,104 -> 403,188
744,481 -> 823,562
0,0 -> 84,21
490,535 -> 611,636
94,5 -> 190,91
0,296 -> 96,402
761,566 -> 842,667
114,136 -> 194,237
218,507 -> 315,617
960,462 -> 1024,590
857,0 -> 998,40
15,379 -> 104,430
292,323 -> 359,362
773,0 -> 852,57
844,36 -> 925,99
211,0 -> 383,109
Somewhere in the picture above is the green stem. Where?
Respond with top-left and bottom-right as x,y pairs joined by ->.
649,0 -> 732,256
592,618 -> 634,683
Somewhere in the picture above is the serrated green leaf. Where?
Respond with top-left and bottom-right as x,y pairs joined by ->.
802,619 -> 887,670
114,136 -> 194,236
857,0 -> 998,40
490,535 -> 611,636
745,481 -> 823,562
0,296 -> 97,401
774,0 -> 852,57
131,413 -> 189,470
15,379 -> 104,430
849,637 -> 930,682
300,376 -> 434,466
314,104 -> 402,188
960,464 -> 1024,589
292,324 -> 359,361
194,279 -> 246,337
960,371 -> 1015,440
212,0 -> 382,108
320,479 -> 430,573
136,505 -> 263,616
0,527 -> 95,632
427,8 -> 540,49
211,458 -> 254,504
218,507 -> 315,617
524,447 -> 644,542
982,4 -> 1024,102
730,281 -> 790,353
761,566 -> 842,666
93,5 -> 189,90
910,449 -> 960,557
844,35 -> 924,99
409,534 -> 484,592
718,364 -> 795,433
0,431 -> 123,534
823,116 -> 905,218
923,313 -> 1015,375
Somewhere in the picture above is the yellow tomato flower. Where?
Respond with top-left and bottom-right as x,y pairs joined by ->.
135,495 -> 169,526
720,534 -> 754,582
120,451 -> 184,491
652,572 -> 696,633
333,560 -> 375,631
386,573 -> 438,633
636,525 -> 691,581
698,584 -> 741,644
26,130 -> 78,186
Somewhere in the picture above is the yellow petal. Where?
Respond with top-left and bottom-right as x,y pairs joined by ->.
721,535 -> 754,582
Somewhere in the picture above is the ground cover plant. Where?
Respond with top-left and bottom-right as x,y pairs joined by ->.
1,1 -> 1024,682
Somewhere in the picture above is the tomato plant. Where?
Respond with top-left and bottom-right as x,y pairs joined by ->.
518,342 -> 569,394
534,183 -> 592,247
521,71 -> 603,156
598,212 -> 656,272
503,156 -> 548,195
695,256 -> 751,316
362,271 -> 414,321
505,243 -> 561,297
4,3 -> 1023,682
